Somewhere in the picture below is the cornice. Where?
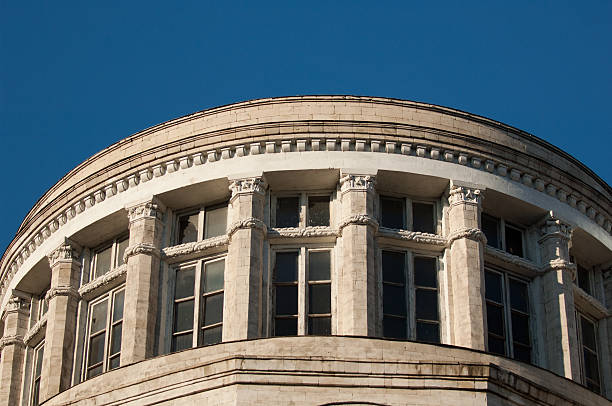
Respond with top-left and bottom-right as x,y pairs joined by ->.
45,286 -> 80,302
377,227 -> 447,247
268,227 -> 339,239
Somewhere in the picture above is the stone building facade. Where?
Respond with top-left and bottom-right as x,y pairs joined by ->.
0,96 -> 610,405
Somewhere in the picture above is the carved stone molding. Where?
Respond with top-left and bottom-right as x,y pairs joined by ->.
377,228 -> 447,246
79,265 -> 127,301
339,174 -> 376,194
227,218 -> 267,238
543,259 -> 577,281
338,214 -> 380,232
0,335 -> 25,352
5,294 -> 31,313
162,236 -> 229,260
448,185 -> 483,207
24,316 -> 47,346
539,211 -> 572,242
47,238 -> 82,269
229,177 -> 267,199
447,227 -> 487,247
123,243 -> 161,262
268,227 -> 340,239
45,285 -> 80,302
127,199 -> 165,223
484,246 -> 541,274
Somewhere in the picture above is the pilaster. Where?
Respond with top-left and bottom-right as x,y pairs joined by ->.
121,197 -> 165,364
537,211 -> 580,380
337,173 -> 377,336
0,293 -> 30,406
40,238 -> 81,402
224,177 -> 266,341
446,182 -> 487,350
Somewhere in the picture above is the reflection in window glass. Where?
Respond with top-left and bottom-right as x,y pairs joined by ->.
481,214 -> 501,249
178,213 -> 199,244
380,196 -> 404,229
94,246 -> 112,279
205,206 -> 227,239
115,237 -> 129,266
308,196 -> 330,227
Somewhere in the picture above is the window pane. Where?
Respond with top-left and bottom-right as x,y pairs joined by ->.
94,246 -> 112,278
87,364 -> 103,379
380,197 -> 404,229
513,344 -> 531,363
172,333 -> 193,352
583,349 -> 600,386
204,260 -> 224,293
383,316 -> 407,339
308,317 -> 331,335
203,293 -> 223,326
511,312 -> 530,345
35,346 -> 44,377
274,252 -> 298,282
416,321 -> 440,343
90,300 -> 108,334
40,293 -> 48,316
178,213 -> 199,244
509,279 -> 528,313
308,196 -> 330,227
174,300 -> 194,333
414,257 -> 437,288
32,379 -> 40,406
275,286 -> 298,315
485,271 -> 503,303
276,197 -> 299,227
309,251 -> 330,281
488,335 -> 506,356
581,316 -> 597,351
382,251 -> 405,284
505,225 -> 523,257
577,265 -> 591,294
109,355 -> 120,370
486,303 -> 505,337
202,325 -> 222,345
415,289 -> 438,321
88,333 -> 106,366
175,267 -> 195,300
309,284 -> 331,314
274,318 -> 297,336
112,290 -> 125,322
481,214 -> 500,249
110,323 -> 122,355
412,202 -> 434,234
383,285 -> 406,316
205,206 -> 227,239
115,237 -> 129,266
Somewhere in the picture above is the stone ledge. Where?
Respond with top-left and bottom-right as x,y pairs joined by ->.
78,265 -> 127,301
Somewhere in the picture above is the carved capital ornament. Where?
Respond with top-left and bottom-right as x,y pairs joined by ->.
339,174 -> 376,194
448,185 -> 483,207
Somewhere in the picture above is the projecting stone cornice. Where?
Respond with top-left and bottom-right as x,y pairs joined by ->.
24,315 -> 46,347
161,236 -> 229,263
79,265 -> 127,301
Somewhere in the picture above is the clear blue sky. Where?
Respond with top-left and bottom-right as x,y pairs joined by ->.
1,2 -> 611,255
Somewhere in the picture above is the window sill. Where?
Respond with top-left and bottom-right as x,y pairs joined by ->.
573,285 -> 608,320
268,226 -> 338,244
79,264 -> 127,301
24,314 -> 47,347
484,246 -> 539,277
377,227 -> 446,251
162,235 -> 229,264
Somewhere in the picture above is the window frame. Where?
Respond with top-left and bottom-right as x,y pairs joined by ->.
90,234 -> 129,281
271,191 -> 333,229
576,312 -> 602,394
481,213 -> 526,258
30,340 -> 44,406
378,195 -> 438,234
174,202 -> 229,245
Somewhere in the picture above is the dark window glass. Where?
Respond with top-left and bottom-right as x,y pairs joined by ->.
275,318 -> 297,336
308,196 -> 330,227
178,213 -> 199,244
577,265 -> 591,295
88,333 -> 106,366
509,279 -> 528,313
415,290 -> 438,321
172,333 -> 193,352
94,246 -> 112,278
380,196 -> 404,229
486,303 -> 505,337
581,316 -> 597,351
112,291 -> 125,322
511,313 -> 530,345
202,325 -> 222,346
174,300 -> 194,332
109,355 -> 121,370
412,202 -> 435,234
583,349 -> 601,392
309,251 -> 330,281
32,380 -> 40,406
90,300 -> 108,334
308,317 -> 331,335
87,364 -> 103,379
513,344 -> 531,363
416,321 -> 440,343
203,294 -> 223,326
505,225 -> 523,257
481,214 -> 500,249
116,237 -> 129,266
485,271 -> 503,303
276,197 -> 299,227
309,284 -> 331,314
110,323 -> 122,355
383,316 -> 407,339
488,335 -> 506,356
175,267 -> 196,300
275,286 -> 298,315
382,251 -> 405,284
275,252 -> 298,282
414,257 -> 436,288
383,285 -> 406,316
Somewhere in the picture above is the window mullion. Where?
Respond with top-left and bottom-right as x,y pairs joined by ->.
197,209 -> 205,241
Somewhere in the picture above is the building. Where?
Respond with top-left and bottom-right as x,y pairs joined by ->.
0,95 -> 610,405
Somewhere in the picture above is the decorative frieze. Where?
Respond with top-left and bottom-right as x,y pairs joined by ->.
229,177 -> 267,198
127,200 -> 165,223
339,174 -> 376,194
268,227 -> 339,239
448,185 -> 483,207
377,228 -> 446,246
47,239 -> 82,268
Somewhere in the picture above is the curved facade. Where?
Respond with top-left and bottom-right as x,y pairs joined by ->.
0,95 -> 611,405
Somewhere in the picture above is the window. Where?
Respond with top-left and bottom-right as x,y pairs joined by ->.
91,235 -> 129,280
379,196 -> 436,233
381,251 -> 440,343
484,270 -> 531,362
576,264 -> 592,295
272,248 -> 332,336
172,257 -> 225,352
481,214 -> 524,258
37,288 -> 48,321
30,342 -> 44,406
578,314 -> 601,393
84,286 -> 125,379
176,203 -> 228,245
273,194 -> 331,228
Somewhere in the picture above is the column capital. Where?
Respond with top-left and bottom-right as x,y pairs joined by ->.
448,184 -> 483,207
46,238 -> 81,269
1,292 -> 31,323
228,177 -> 267,200
126,197 -> 165,223
339,174 -> 376,194
539,211 -> 572,243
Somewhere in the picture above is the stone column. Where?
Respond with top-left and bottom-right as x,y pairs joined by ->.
224,177 -> 266,341
538,212 -> 580,380
446,182 -> 487,350
40,239 -> 81,401
337,173 -> 377,336
121,198 -> 165,364
0,293 -> 30,406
